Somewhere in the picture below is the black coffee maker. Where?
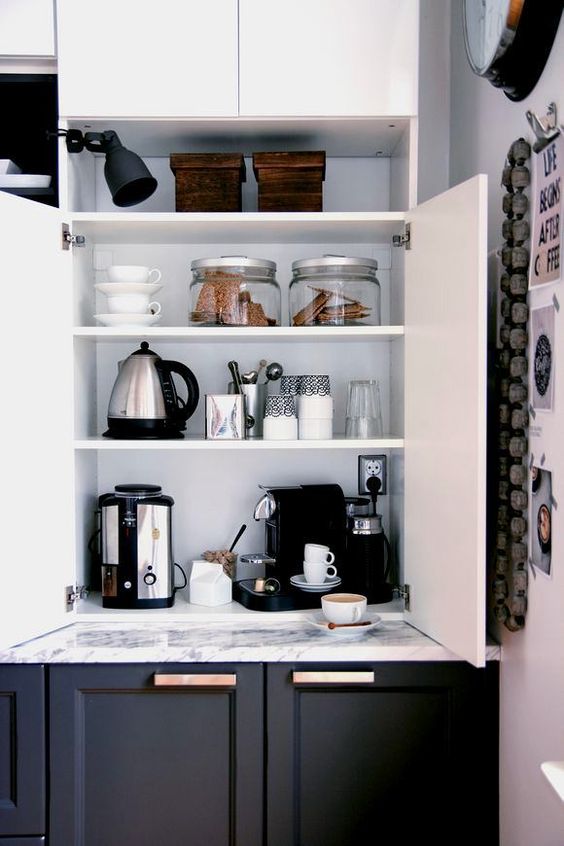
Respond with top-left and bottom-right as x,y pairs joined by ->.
234,483 -> 347,611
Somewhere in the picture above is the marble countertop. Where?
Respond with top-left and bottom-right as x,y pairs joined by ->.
0,617 -> 501,664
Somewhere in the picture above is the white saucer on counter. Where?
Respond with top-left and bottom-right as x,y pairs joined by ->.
94,313 -> 161,327
95,282 -> 163,296
290,574 -> 342,593
307,611 -> 382,637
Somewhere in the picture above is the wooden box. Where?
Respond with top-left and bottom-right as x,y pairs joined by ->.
169,153 -> 246,212
252,151 -> 326,212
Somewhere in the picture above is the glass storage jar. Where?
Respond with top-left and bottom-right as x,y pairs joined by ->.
189,256 -> 280,327
289,255 -> 380,327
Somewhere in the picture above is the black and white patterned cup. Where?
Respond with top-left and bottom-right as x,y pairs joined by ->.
280,375 -> 302,396
265,394 -> 297,418
299,374 -> 331,396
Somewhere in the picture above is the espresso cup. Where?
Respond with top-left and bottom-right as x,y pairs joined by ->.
321,593 -> 367,624
107,265 -> 162,284
303,561 -> 338,584
106,295 -> 161,315
304,543 -> 335,564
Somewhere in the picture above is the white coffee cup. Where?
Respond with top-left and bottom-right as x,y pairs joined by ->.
297,395 -> 334,419
303,561 -> 338,584
298,418 -> 333,440
321,593 -> 367,624
263,417 -> 298,440
107,265 -> 162,284
106,294 -> 162,315
304,543 -> 335,564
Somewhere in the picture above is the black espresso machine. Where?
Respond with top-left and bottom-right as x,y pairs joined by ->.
235,484 -> 348,611
234,481 -> 393,611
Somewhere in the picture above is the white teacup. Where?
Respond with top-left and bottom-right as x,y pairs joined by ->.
304,543 -> 335,564
106,294 -> 161,315
107,265 -> 162,284
303,561 -> 338,584
321,593 -> 367,624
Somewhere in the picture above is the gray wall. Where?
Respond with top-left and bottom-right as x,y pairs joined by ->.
449,3 -> 564,844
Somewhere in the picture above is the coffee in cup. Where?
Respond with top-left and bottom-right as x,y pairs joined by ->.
321,593 -> 367,624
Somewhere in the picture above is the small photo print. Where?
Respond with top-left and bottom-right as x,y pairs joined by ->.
530,466 -> 552,578
531,305 -> 555,411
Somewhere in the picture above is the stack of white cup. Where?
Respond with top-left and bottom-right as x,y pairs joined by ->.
298,375 -> 333,440
94,265 -> 163,327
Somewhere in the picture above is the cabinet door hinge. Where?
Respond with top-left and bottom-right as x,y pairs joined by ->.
393,583 -> 411,611
65,584 -> 88,611
392,223 -> 411,250
61,223 -> 86,251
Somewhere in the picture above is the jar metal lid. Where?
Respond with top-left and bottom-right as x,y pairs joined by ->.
191,255 -> 276,271
291,255 -> 378,271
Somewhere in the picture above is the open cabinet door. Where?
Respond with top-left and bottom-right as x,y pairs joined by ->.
0,192 -> 75,650
404,175 -> 487,667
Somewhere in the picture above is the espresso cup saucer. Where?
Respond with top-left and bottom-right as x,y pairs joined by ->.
95,281 -> 163,296
307,611 -> 382,637
290,574 -> 341,592
94,313 -> 161,328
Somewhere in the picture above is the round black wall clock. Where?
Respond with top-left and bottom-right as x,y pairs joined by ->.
463,0 -> 563,101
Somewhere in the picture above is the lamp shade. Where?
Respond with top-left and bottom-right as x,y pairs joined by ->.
84,131 -> 158,207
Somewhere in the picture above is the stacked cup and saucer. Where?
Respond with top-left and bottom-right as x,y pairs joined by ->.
94,265 -> 163,327
290,543 -> 342,592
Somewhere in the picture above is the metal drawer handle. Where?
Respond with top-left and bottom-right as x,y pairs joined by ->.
292,671 -> 375,685
153,673 -> 236,688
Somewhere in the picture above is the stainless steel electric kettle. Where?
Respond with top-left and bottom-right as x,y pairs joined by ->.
103,342 -> 199,439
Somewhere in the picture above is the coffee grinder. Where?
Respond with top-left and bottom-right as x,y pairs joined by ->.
346,476 -> 393,603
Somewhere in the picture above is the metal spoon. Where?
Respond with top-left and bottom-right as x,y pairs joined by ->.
265,362 -> 283,382
242,370 -> 258,384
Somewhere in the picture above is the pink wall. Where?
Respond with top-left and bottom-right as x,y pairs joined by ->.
449,4 -> 564,844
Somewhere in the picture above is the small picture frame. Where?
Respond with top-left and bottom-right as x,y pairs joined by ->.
205,394 -> 245,440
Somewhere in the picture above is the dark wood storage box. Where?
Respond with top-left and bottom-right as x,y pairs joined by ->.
252,151 -> 326,212
169,153 -> 246,212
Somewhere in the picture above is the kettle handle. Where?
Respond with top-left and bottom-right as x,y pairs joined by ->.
156,359 -> 200,422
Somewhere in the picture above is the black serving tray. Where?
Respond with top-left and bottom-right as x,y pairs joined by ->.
233,579 -> 340,612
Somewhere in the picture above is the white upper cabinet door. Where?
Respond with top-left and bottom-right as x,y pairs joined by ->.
404,175 -> 488,667
0,0 -> 55,56
239,0 -> 419,117
0,192 -> 75,650
57,0 -> 238,118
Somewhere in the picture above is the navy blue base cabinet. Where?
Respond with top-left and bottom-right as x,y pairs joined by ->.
267,662 -> 499,846
0,666 -> 45,839
1,660 -> 498,845
49,664 -> 263,846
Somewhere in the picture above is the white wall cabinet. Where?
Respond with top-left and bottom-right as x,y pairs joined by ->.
239,0 -> 419,117
56,0 -> 239,118
56,0 -> 418,120
1,0 -> 487,667
0,170 -> 487,666
0,0 -> 55,57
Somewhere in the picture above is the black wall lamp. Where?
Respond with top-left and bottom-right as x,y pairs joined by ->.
57,128 -> 158,207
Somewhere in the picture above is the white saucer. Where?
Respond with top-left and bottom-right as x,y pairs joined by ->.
307,611 -> 382,637
95,282 -> 163,296
94,313 -> 161,328
290,574 -> 341,593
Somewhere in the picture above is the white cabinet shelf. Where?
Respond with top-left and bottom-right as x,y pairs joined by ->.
74,436 -> 405,451
70,211 -> 407,244
74,326 -> 405,343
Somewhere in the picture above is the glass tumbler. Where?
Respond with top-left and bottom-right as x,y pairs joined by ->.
345,380 -> 383,438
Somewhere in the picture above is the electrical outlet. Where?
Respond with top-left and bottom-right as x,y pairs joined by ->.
358,454 -> 387,495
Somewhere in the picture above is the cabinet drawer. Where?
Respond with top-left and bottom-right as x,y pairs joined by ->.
0,666 -> 45,837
